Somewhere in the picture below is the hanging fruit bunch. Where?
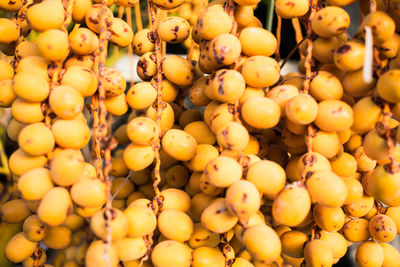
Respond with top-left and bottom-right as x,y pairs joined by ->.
1,0 -> 400,266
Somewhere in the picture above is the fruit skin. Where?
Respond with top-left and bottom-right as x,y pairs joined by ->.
246,160 -> 286,200
356,240 -> 384,267
226,180 -> 261,219
115,237 -> 147,262
242,224 -> 281,263
5,232 -> 37,263
304,239 -> 333,267
306,170 -> 348,207
201,198 -> 238,234
0,18 -> 20,44
275,0 -> 309,19
368,214 -> 397,243
192,247 -> 225,267
311,6 -> 350,37
381,242 -> 400,267
367,164 -> 400,205
26,0 -> 65,32
0,222 -> 22,267
280,230 -> 308,258
85,240 -> 119,267
0,199 -> 32,224
37,187 -> 73,226
377,70 -> 400,103
272,186 -> 311,227
151,240 -> 192,267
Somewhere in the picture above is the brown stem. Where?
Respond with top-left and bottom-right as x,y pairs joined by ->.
134,3 -> 143,31
291,18 -> 303,59
275,15 -> 282,62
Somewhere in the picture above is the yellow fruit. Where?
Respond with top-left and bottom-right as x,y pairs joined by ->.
226,180 -> 261,219
23,214 -> 48,242
42,226 -> 71,249
313,204 -> 345,232
341,176 -> 363,205
242,96 -> 281,129
90,208 -> 129,241
272,186 -> 311,227
188,223 -> 220,248
204,156 -> 242,188
275,0 -> 309,18
0,79 -> 16,107
109,18 -> 134,47
18,123 -> 54,156
50,149 -> 84,186
38,30 -> 70,61
146,102 -> 175,132
304,239 -> 333,267
186,144 -> 219,172
111,178 -> 135,199
306,170 -> 348,207
342,218 -> 370,242
124,204 -> 157,237
26,0 -> 65,32
5,232 -> 37,263
311,6 -> 350,37
9,149 -> 47,176
37,187 -> 72,226
151,240 -> 192,267
334,40 -> 365,71
162,55 -> 195,86
381,242 -> 400,267
123,143 -> 155,171
201,198 -> 238,234
115,237 -> 147,262
241,56 -> 280,88
246,160 -> 286,199
126,116 -> 159,145
192,247 -> 225,267
13,72 -> 50,102
319,230 -> 347,260
184,121 -> 216,145
160,188 -> 191,212
195,10 -> 232,41
49,85 -> 84,119
205,69 -> 245,103
367,164 -> 400,205
368,214 -> 397,243
0,18 -> 20,44
158,209 -> 193,242
344,194 -> 374,217
85,240 -> 119,267
51,119 -> 90,149
11,98 -> 44,124
158,16 -> 190,44
315,100 -> 354,132
216,121 -> 249,151
0,199 -> 31,224
22,247 -> 47,267
243,224 -> 281,263
280,230 -> 308,258
18,168 -> 53,201
64,213 -> 85,231
0,0 -> 23,11
355,241 -> 384,267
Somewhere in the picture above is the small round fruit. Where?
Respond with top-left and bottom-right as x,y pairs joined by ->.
151,240 -> 192,267
162,129 -> 197,161
242,96 -> 281,129
226,180 -> 261,218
